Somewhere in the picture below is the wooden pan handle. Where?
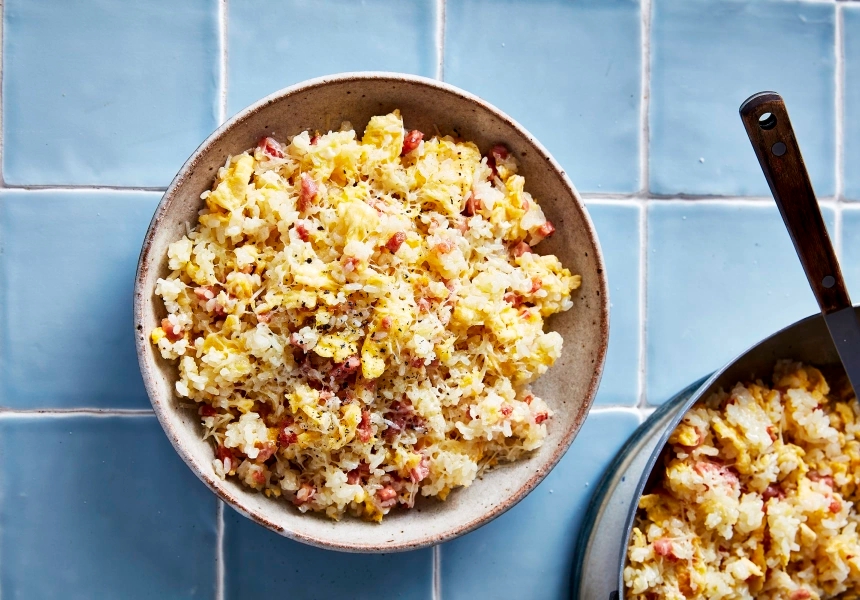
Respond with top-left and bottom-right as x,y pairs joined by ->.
739,91 -> 850,314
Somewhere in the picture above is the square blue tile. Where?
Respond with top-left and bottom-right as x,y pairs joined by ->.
227,0 -> 437,115
839,207 -> 860,294
587,202 -> 641,406
649,0 -> 835,196
444,0 -> 641,193
843,6 -> 860,200
0,190 -> 160,409
440,409 -> 640,600
2,0 -> 220,187
223,509 -> 433,599
646,201 -> 832,404
0,416 -> 217,599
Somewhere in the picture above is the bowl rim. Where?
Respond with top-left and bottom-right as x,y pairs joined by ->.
134,71 -> 610,552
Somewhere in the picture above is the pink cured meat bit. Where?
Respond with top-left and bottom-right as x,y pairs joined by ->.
401,130 -> 424,155
386,232 -> 406,253
536,221 -> 556,240
257,137 -> 284,158
299,173 -> 318,212
161,318 -> 183,341
293,483 -> 316,506
653,538 -> 678,561
417,298 -> 431,313
295,223 -> 310,242
199,404 -> 217,417
194,286 -> 217,302
808,471 -> 835,488
410,456 -> 430,483
357,410 -> 372,443
377,485 -> 398,507
512,241 -> 532,257
330,355 -> 361,380
789,591 -> 812,600
534,412 -> 548,425
500,405 -> 513,417
762,484 -> 784,502
254,442 -> 276,463
462,192 -> 482,216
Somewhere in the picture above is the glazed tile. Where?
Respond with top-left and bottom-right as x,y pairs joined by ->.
843,5 -> 860,200
0,190 -> 159,409
649,0 -> 835,196
227,0 -> 437,116
839,207 -> 860,294
223,509 -> 433,599
646,201 -> 832,404
440,409 -> 640,600
586,203 -> 641,406
2,0 -> 220,187
0,416 -> 217,598
444,0 -> 641,193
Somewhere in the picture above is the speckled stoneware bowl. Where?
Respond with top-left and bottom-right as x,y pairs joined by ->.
134,72 -> 609,552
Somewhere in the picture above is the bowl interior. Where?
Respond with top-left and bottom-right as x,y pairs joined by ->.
135,73 -> 609,552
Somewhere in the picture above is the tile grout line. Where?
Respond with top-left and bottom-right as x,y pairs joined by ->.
434,0 -> 446,81
433,544 -> 442,600
638,0 -> 652,196
836,2 -> 845,203
218,0 -> 229,124
637,200 -> 648,410
216,501 -> 225,600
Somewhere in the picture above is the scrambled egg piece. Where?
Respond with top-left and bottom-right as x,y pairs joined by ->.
151,111 -> 579,521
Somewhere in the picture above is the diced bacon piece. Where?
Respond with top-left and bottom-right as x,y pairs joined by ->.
310,134 -> 319,146
257,136 -> 284,159
410,455 -> 430,483
216,445 -> 235,472
504,292 -> 523,307
379,316 -> 393,331
161,318 -> 184,341
521,198 -> 530,211
530,278 -> 543,293
410,356 -> 425,369
830,498 -> 842,513
194,286 -> 217,302
299,173 -> 318,212
342,256 -> 360,273
317,390 -> 335,406
462,192 -> 482,216
330,355 -> 361,380
279,417 -> 297,447
767,425 -> 779,442
694,461 -> 740,489
523,394 -> 534,405
533,220 -> 556,243
254,442 -> 276,463
653,538 -> 678,561
257,311 -> 273,324
501,405 -> 513,417
212,303 -> 227,319
347,462 -> 370,485
401,130 -> 424,155
808,471 -> 835,488
762,484 -> 784,502
357,410 -> 372,443
377,485 -> 398,507
199,404 -> 217,417
293,483 -> 316,506
535,412 -> 549,425
790,590 -> 812,600
434,239 -> 455,254
295,223 -> 310,242
512,241 -> 532,257
384,400 -> 425,441
252,470 -> 267,485
417,298 -> 431,313
491,145 -> 509,161
386,231 -> 406,253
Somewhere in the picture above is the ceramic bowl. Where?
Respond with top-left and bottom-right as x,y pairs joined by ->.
134,72 -> 609,552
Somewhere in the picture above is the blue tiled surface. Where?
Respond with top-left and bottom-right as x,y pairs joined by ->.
646,201 -> 832,405
228,0 -> 437,116
0,0 -> 855,597
445,0 -> 641,194
649,0 -> 835,197
844,5 -> 860,200
224,510 -> 433,599
0,190 -> 158,409
2,0 -> 220,187
0,416 -> 217,598
440,410 -> 640,599
586,202 -> 641,406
